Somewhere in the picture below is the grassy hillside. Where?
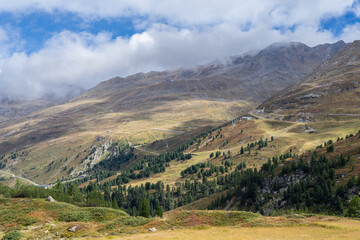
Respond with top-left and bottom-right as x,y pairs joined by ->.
0,197 -> 150,239
104,114 -> 360,191
0,197 -> 359,239
0,98 -> 252,184
52,113 -> 356,223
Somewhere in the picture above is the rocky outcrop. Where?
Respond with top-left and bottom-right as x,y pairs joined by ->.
46,196 -> 55,202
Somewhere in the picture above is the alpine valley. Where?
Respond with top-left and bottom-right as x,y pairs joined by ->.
1,40 -> 360,240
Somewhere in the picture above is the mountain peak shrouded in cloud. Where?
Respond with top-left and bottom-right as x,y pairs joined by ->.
0,0 -> 359,99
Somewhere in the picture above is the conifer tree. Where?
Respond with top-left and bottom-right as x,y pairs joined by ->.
155,206 -> 163,218
68,183 -> 83,202
139,198 -> 150,218
345,195 -> 360,217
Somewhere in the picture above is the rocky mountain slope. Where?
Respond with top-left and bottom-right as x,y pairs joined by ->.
78,40 -> 346,104
259,40 -> 360,122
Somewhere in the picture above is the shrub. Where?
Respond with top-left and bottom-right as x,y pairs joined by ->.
326,145 -> 334,152
58,207 -> 127,222
2,230 -> 22,240
17,216 -> 37,226
59,211 -> 91,222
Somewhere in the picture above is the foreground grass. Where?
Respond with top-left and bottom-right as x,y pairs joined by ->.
111,221 -> 360,240
101,212 -> 360,240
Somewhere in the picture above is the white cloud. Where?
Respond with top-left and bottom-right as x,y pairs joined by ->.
0,0 -> 355,26
353,1 -> 360,17
0,0 -> 359,99
341,22 -> 360,42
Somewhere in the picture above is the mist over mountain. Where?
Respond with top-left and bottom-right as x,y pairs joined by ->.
0,85 -> 84,122
78,40 -> 346,105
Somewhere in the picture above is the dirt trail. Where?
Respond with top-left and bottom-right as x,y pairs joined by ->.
134,146 -> 159,156
152,128 -> 185,134
0,170 -> 40,186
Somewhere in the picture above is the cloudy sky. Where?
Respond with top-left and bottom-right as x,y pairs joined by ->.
0,0 -> 360,99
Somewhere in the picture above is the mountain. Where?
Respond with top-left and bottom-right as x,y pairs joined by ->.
220,40 -> 346,101
258,40 -> 360,122
78,40 -> 346,104
0,41 -> 346,184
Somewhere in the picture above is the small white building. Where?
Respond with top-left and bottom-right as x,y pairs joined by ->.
242,117 -> 252,121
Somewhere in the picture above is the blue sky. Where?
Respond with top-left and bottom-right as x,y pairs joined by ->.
0,1 -> 358,55
321,10 -> 360,36
0,11 -> 140,54
0,0 -> 359,98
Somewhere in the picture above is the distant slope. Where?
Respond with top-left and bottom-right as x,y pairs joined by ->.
259,40 -> 360,122
0,86 -> 83,123
0,97 -> 69,123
